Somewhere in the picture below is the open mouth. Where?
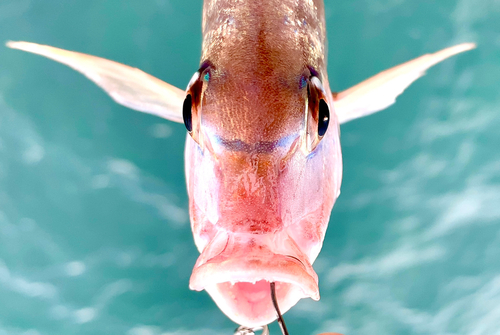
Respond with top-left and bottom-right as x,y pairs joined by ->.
189,230 -> 319,327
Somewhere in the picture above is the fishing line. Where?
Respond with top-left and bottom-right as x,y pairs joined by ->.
270,282 -> 289,335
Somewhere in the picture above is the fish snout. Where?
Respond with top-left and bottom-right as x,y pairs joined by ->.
189,230 -> 319,327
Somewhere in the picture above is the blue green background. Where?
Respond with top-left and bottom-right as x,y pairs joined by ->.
0,0 -> 498,334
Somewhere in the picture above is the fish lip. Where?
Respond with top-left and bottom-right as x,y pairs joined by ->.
189,253 -> 319,327
189,252 -> 319,300
188,230 -> 320,326
189,230 -> 320,299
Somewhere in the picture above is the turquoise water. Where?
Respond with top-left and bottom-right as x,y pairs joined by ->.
0,1 -> 499,334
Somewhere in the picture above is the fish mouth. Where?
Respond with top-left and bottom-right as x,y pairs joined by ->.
189,230 -> 319,327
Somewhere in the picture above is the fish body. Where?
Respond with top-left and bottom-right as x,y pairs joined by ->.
186,0 -> 341,326
6,0 -> 475,328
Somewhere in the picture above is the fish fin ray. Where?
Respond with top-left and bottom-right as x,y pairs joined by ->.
6,41 -> 185,123
333,43 -> 476,124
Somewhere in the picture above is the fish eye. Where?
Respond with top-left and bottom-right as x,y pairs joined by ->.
303,75 -> 330,153
318,98 -> 329,137
183,70 -> 203,143
183,61 -> 213,146
183,94 -> 193,132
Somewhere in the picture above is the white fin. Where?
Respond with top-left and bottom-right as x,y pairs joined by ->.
334,43 -> 476,124
6,41 -> 185,123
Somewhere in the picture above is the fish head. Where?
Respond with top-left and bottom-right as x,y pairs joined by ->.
183,55 -> 342,327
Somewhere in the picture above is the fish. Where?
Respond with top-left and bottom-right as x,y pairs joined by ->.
6,0 -> 475,329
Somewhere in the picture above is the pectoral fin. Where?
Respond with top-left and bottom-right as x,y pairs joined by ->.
333,43 -> 476,124
6,41 -> 185,123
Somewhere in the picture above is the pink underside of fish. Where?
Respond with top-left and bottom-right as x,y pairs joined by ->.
185,106 -> 341,327
185,123 -> 341,326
